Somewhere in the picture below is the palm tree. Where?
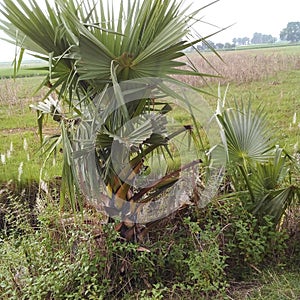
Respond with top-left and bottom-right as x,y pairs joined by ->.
0,0 -> 223,234
215,98 -> 299,225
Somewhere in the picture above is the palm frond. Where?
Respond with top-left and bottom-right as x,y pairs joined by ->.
217,101 -> 273,164
251,147 -> 289,196
252,186 -> 298,225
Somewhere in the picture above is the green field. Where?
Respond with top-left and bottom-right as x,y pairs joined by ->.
0,75 -> 61,183
233,42 -> 300,52
201,69 -> 300,152
0,60 -> 47,78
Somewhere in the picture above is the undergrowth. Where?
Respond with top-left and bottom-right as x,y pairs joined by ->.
0,184 -> 299,299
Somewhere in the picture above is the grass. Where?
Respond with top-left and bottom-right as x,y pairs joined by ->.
233,42 -> 300,53
0,131 -> 61,183
252,271 -> 300,299
176,45 -> 300,153
203,70 -> 300,152
0,76 -> 61,183
230,270 -> 300,299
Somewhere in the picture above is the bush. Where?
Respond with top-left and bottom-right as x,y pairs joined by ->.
0,197 -> 230,299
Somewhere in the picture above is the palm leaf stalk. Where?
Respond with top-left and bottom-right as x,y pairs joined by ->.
0,0 -> 223,221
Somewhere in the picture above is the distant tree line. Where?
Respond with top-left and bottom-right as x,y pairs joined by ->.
196,41 -> 234,51
196,32 -> 277,51
232,33 -> 277,46
194,22 -> 300,51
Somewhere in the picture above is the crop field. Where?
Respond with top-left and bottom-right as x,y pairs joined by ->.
181,44 -> 300,85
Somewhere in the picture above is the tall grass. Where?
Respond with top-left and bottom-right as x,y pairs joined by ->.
0,77 -> 47,105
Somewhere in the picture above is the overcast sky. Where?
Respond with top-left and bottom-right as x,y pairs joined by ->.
0,0 -> 299,62
193,0 -> 300,43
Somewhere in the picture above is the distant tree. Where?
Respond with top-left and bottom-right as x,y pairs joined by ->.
207,40 -> 215,48
267,35 -> 277,43
224,42 -> 233,49
196,43 -> 204,51
196,40 -> 215,51
251,32 -> 277,44
215,43 -> 224,49
251,32 -> 263,44
232,37 -> 250,46
237,37 -> 242,45
262,34 -> 277,43
280,22 -> 300,42
242,37 -> 250,45
197,42 -> 209,51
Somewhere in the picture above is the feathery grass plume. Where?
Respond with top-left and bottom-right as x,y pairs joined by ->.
6,149 -> 11,159
1,154 -> 6,164
23,138 -> 30,161
292,112 -> 297,125
23,138 -> 28,151
18,162 -> 24,182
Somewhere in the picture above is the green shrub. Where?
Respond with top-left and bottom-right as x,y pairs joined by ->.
183,218 -> 229,297
0,204 -> 110,299
201,198 -> 289,279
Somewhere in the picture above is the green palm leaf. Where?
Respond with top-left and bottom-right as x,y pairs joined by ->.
251,147 -> 288,195
217,101 -> 273,164
252,186 -> 298,225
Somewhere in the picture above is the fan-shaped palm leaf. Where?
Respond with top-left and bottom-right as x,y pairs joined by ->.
215,98 -> 299,224
251,147 -> 289,195
252,186 -> 298,225
217,101 -> 273,165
